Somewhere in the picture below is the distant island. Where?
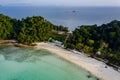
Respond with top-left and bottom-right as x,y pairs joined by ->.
0,13 -> 120,69
72,10 -> 79,13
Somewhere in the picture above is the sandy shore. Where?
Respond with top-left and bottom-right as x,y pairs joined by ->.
0,40 -> 35,47
35,42 -> 120,80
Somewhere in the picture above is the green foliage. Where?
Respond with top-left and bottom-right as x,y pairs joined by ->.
16,16 -> 54,44
0,14 -> 67,44
66,21 -> 120,66
87,39 -> 94,46
0,14 -> 14,39
66,43 -> 75,49
55,25 -> 68,32
75,43 -> 83,50
50,33 -> 67,42
0,14 -> 120,66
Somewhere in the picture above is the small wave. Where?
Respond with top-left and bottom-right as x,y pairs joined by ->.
0,54 -> 5,61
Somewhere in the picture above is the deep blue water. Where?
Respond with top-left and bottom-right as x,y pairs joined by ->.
0,6 -> 120,30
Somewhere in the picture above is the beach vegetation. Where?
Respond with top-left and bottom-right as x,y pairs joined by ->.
66,20 -> 120,66
0,14 -> 120,66
0,14 -> 67,45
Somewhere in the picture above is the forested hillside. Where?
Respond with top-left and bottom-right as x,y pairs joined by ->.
0,14 -> 14,39
0,14 -> 120,66
0,14 -> 67,44
66,20 -> 120,66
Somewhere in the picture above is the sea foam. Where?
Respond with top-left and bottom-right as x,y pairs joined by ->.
0,54 -> 5,61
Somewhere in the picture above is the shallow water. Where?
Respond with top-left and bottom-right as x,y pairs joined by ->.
0,45 -> 99,80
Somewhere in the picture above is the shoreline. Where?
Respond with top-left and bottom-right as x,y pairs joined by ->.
0,40 -> 35,47
0,40 -> 120,80
35,42 -> 120,80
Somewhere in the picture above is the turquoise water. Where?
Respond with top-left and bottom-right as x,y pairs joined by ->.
0,45 -> 99,80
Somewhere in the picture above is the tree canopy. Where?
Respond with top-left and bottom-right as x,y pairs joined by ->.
66,20 -> 120,66
0,14 -> 67,44
0,14 -> 120,66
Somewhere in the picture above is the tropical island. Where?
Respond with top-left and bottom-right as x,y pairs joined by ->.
0,14 -> 120,80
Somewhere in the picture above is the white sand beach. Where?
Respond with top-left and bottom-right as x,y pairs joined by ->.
35,42 -> 120,80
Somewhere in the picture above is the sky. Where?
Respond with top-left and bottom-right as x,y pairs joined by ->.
0,0 -> 120,6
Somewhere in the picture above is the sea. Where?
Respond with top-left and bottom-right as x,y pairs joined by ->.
0,6 -> 120,80
0,6 -> 120,30
0,44 -> 99,80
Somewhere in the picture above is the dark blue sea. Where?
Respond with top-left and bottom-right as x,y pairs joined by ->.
0,6 -> 120,30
